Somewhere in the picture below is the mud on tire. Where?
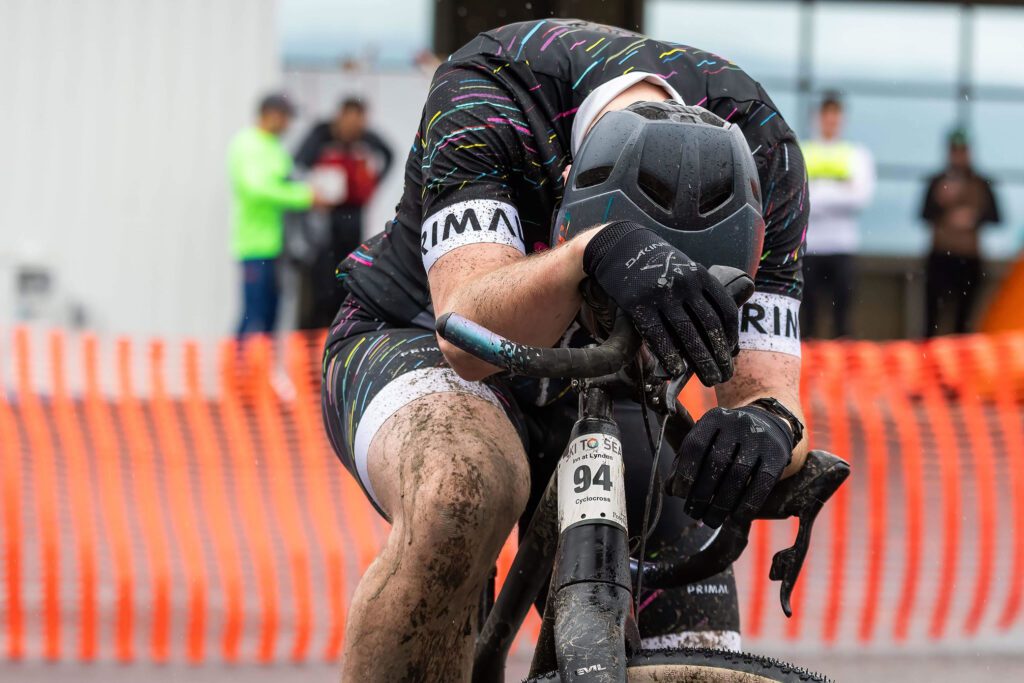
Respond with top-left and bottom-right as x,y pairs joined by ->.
524,648 -> 831,682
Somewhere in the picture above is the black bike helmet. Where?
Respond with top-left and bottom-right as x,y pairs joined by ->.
553,101 -> 765,279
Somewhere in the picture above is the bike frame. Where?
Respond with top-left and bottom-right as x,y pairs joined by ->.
435,303 -> 849,682
472,380 -> 641,682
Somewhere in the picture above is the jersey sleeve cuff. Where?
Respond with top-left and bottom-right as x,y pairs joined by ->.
737,291 -> 802,357
421,199 -> 526,272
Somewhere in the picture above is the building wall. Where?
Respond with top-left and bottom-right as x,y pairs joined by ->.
0,0 -> 280,338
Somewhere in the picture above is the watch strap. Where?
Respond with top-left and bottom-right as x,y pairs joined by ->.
749,397 -> 804,449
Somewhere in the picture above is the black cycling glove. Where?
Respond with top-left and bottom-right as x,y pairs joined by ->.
667,404 -> 795,529
582,221 -> 740,386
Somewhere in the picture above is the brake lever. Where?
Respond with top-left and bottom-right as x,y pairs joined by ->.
635,450 -> 849,617
756,450 -> 851,616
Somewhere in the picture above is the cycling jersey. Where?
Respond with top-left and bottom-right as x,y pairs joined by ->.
333,19 -> 806,347
321,22 -> 794,649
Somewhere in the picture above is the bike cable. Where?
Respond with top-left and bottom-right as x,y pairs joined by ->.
636,399 -> 666,550
634,355 -> 671,611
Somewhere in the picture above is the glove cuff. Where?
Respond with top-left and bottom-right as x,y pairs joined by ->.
581,220 -> 657,275
743,404 -> 797,454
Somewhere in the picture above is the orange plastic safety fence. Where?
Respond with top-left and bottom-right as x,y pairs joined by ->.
953,339 -> 998,636
218,339 -> 280,662
116,337 -> 174,661
2,327 -> 1024,662
885,343 -> 926,642
183,341 -> 245,661
284,334 -> 348,661
248,338 -> 315,662
149,340 -> 208,662
852,342 -> 888,644
817,342 -> 853,645
49,332 -> 99,660
993,335 -> 1024,629
16,328 -> 62,659
918,343 -> 962,641
0,337 -> 24,660
81,335 -> 135,661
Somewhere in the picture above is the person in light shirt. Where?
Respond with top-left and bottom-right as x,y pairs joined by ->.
800,93 -> 875,338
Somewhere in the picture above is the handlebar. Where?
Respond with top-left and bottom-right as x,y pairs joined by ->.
435,309 -> 641,379
436,264 -> 848,617
435,265 -> 755,379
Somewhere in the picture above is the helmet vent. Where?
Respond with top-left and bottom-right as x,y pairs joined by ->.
699,180 -> 733,215
575,165 -> 612,189
628,103 -> 672,120
637,170 -> 674,211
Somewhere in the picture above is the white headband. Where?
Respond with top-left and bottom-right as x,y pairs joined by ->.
570,72 -> 684,156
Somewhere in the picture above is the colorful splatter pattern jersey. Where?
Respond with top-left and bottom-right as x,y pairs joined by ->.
335,19 -> 806,339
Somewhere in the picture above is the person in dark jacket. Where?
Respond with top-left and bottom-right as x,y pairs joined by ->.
294,98 -> 393,328
921,128 -> 1000,336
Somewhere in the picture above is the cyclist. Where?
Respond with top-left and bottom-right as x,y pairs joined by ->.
322,20 -> 808,681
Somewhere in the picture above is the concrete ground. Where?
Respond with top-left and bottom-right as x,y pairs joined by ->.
5,652 -> 1024,682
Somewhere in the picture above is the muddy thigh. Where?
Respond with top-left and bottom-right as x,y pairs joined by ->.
369,390 -> 530,534
347,390 -> 530,680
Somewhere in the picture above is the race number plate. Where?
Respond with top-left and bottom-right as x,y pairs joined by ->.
557,432 -> 628,532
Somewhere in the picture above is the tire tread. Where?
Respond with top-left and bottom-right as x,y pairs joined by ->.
523,647 -> 832,682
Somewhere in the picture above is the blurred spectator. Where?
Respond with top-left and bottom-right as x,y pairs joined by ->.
229,93 -> 321,336
294,97 -> 393,329
921,128 -> 1001,337
800,93 -> 875,338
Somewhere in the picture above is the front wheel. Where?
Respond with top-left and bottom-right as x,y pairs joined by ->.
525,648 -> 831,682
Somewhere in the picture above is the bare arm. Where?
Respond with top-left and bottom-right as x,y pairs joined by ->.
430,232 -> 599,381
436,231 -> 812,479
717,137 -> 809,477
715,348 -> 808,476
423,78 -> 680,381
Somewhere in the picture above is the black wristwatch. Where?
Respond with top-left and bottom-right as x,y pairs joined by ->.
749,397 -> 804,449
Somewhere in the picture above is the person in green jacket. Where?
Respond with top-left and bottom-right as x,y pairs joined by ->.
228,93 -> 322,336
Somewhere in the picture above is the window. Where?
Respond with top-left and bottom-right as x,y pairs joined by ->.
859,177 -> 1022,261
979,184 -> 1024,260
972,7 -> 1024,89
811,2 -> 960,87
969,102 -> 1024,174
839,94 -> 958,170
859,178 -> 930,256
645,0 -> 801,84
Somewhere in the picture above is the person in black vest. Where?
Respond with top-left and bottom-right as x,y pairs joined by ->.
294,98 -> 393,328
